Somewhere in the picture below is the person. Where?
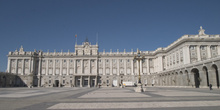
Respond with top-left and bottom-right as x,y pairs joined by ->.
209,84 -> 212,90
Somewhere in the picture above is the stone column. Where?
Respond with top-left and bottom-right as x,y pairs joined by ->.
80,76 -> 83,87
22,59 -> 25,75
103,59 -> 106,75
60,59 -> 63,76
146,59 -> 150,75
7,58 -> 11,73
136,60 -> 139,75
218,45 -> 220,56
67,59 -> 69,75
46,60 -> 49,75
88,76 -> 90,87
110,59 -> 113,75
59,77 -> 61,87
38,76 -> 40,87
88,60 -> 91,74
95,76 -> 97,87
15,59 -> 18,74
197,45 -> 201,61
73,76 -> 75,87
117,59 -> 120,75
131,59 -> 134,75
29,58 -> 32,74
74,59 -> 76,74
95,59 -> 98,75
207,45 -> 211,58
140,60 -> 143,75
124,59 -> 127,75
81,60 -> 84,74
38,58 -> 42,76
53,59 -> 55,75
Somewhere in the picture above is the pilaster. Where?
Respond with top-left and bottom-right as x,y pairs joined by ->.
29,58 -> 32,74
88,76 -> 90,87
80,76 -> 83,87
131,59 -> 134,75
110,59 -> 112,75
103,59 -> 106,75
197,45 -> 201,61
74,59 -> 76,74
53,59 -> 55,75
207,45 -> 211,58
67,59 -> 69,75
46,59 -> 49,75
81,60 -> 84,74
218,45 -> 220,56
7,58 -> 11,73
140,60 -> 143,75
22,59 -> 25,75
146,58 -> 150,75
60,59 -> 62,76
31,58 -> 34,74
124,59 -> 127,75
117,59 -> 120,75
88,59 -> 91,74
38,58 -> 42,76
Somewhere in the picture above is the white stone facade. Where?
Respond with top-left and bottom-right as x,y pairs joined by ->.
6,27 -> 220,88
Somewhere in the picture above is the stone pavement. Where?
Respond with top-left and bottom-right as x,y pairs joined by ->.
0,87 -> 220,110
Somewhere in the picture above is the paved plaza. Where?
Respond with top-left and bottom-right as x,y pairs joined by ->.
0,87 -> 220,110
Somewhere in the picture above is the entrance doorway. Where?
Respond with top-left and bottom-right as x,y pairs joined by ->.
91,80 -> 95,87
192,68 -> 200,88
113,80 -> 117,87
55,80 -> 59,87
84,80 -> 88,87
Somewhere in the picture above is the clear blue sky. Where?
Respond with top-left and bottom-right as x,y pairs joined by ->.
0,0 -> 220,72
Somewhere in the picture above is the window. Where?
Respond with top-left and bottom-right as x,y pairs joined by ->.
64,60 -> 66,62
49,80 -> 51,84
120,59 -> 123,62
114,59 -> 117,62
211,46 -> 216,50
106,59 -> 109,62
201,46 -> 206,50
190,46 -> 195,50
127,59 -> 130,62
99,59 -> 102,62
63,80 -> 65,83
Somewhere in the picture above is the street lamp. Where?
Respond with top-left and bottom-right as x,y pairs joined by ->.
134,49 -> 144,92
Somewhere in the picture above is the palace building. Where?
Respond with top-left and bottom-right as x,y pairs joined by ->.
5,27 -> 220,88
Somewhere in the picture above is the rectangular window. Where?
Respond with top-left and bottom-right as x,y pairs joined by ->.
49,80 -> 51,84
63,80 -> 65,84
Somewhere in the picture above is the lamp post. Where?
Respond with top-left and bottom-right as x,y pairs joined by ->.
134,49 -> 144,92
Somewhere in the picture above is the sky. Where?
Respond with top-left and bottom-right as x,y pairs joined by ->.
0,0 -> 220,72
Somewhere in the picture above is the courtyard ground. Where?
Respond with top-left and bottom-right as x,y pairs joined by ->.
0,87 -> 220,110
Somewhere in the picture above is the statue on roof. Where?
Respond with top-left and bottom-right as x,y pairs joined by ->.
19,45 -> 24,52
199,26 -> 205,35
85,37 -> 89,42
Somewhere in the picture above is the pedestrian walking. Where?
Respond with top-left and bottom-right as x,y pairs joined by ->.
209,84 -> 212,90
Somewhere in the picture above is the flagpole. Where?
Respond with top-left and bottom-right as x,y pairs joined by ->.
75,34 -> 77,45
